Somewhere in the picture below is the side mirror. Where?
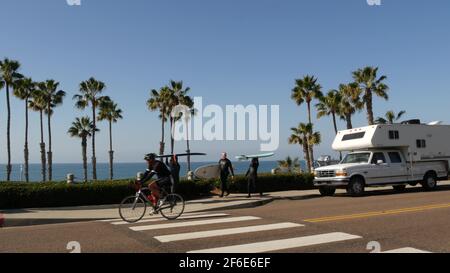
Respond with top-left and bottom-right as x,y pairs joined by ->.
377,160 -> 384,165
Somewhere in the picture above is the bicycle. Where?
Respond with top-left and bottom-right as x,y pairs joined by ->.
119,181 -> 185,223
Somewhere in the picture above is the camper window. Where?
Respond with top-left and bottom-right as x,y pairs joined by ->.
371,152 -> 386,164
388,130 -> 399,140
342,132 -> 365,141
388,152 -> 402,163
416,139 -> 426,148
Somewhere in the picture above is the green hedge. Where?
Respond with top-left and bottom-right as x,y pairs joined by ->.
0,174 -> 314,209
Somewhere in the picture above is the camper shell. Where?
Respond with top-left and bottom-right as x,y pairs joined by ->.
314,121 -> 450,196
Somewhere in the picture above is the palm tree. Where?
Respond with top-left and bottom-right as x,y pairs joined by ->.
375,110 -> 406,124
167,80 -> 191,154
352,67 -> 389,125
0,58 -> 23,181
316,90 -> 341,135
68,117 -> 96,183
73,77 -> 109,181
98,100 -> 123,180
29,89 -> 47,181
289,123 -> 311,172
39,80 -> 66,181
291,75 -> 323,124
14,78 -> 36,182
338,83 -> 364,129
147,86 -> 171,155
277,156 -> 301,173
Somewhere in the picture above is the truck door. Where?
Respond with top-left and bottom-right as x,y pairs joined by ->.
386,151 -> 408,183
366,152 -> 390,184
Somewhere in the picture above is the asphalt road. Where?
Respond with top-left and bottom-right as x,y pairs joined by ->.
1,185 -> 450,253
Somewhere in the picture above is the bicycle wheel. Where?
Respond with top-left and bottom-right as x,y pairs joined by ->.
159,194 -> 185,220
119,195 -> 147,223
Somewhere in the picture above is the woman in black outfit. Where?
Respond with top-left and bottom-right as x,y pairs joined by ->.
246,157 -> 262,198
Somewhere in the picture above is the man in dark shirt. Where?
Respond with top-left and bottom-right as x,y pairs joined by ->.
140,153 -> 173,206
246,157 -> 262,198
218,152 -> 234,197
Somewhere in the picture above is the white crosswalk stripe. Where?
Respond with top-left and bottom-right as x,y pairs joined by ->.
188,232 -> 362,253
111,213 -> 229,225
382,247 -> 431,253
154,222 -> 304,243
130,216 -> 261,231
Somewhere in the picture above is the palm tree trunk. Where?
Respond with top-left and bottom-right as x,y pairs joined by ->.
47,104 -> 53,181
186,120 -> 191,172
302,140 -> 311,173
92,104 -> 97,181
170,117 -> 174,154
6,84 -> 12,181
24,98 -> 29,182
82,138 -> 88,183
39,110 -> 47,182
308,144 -> 314,172
346,113 -> 353,129
307,101 -> 312,125
108,120 -> 113,180
159,113 -> 165,155
366,89 -> 374,125
332,113 -> 342,160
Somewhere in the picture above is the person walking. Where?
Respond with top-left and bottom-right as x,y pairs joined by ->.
166,155 -> 180,193
246,157 -> 262,198
218,152 -> 234,197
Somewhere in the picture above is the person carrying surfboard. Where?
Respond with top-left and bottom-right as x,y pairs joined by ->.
218,152 -> 234,197
245,157 -> 262,198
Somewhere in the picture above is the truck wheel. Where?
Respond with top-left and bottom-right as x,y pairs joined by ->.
393,185 -> 406,192
319,186 -> 336,196
421,172 -> 438,191
348,177 -> 365,197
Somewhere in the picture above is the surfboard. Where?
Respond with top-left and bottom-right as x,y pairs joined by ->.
235,152 -> 275,161
194,164 -> 221,179
156,152 -> 207,158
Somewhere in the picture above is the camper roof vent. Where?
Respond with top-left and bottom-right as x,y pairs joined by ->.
401,119 -> 421,125
428,121 -> 443,125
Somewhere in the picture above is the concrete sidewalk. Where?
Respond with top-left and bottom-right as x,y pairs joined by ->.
2,180 -> 450,227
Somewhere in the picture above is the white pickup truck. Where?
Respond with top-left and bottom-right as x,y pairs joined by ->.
314,149 -> 448,196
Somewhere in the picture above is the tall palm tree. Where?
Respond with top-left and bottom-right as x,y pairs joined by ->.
147,86 -> 171,155
338,83 -> 364,129
73,77 -> 109,181
168,80 -> 191,154
14,78 -> 36,182
98,100 -> 123,180
0,58 -> 23,181
352,67 -> 389,125
277,156 -> 301,173
289,123 -> 311,173
375,110 -> 406,124
68,117 -> 96,183
29,89 -> 47,181
39,80 -> 66,181
291,75 -> 323,124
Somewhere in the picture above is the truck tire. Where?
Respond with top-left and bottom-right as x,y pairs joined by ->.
393,185 -> 406,192
348,177 -> 365,197
319,186 -> 336,196
421,172 -> 438,191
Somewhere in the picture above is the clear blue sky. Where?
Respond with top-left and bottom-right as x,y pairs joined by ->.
0,0 -> 449,163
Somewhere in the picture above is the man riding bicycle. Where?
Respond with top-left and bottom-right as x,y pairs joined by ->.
138,153 -> 173,208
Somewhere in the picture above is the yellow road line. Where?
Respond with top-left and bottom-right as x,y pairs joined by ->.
304,203 -> 450,223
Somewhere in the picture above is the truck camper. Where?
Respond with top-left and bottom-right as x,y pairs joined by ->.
314,120 -> 450,196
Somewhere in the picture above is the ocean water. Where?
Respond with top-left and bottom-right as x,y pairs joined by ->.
0,161 -> 308,182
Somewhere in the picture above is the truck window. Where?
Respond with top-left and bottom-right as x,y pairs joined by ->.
388,152 -> 402,163
371,152 -> 386,164
342,132 -> 365,141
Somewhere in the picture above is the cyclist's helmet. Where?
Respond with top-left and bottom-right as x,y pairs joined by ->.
144,153 -> 157,161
